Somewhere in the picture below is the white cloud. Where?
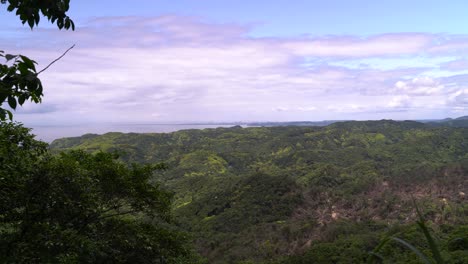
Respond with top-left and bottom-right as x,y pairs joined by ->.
327,104 -> 367,113
284,34 -> 432,58
273,107 -> 288,112
3,15 -> 468,124
440,59 -> 468,71
394,77 -> 444,96
448,89 -> 468,107
297,106 -> 317,111
387,95 -> 411,108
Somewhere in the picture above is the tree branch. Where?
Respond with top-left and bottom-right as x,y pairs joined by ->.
37,44 -> 75,75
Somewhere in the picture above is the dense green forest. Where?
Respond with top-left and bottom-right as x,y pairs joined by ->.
0,122 -> 202,263
50,120 -> 468,263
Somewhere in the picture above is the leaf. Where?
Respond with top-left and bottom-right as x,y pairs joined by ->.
5,54 -> 16,62
7,109 -> 13,120
0,109 -> 5,121
20,55 -> 36,72
37,82 -> 43,95
18,63 -> 29,74
18,95 -> 26,105
391,237 -> 432,264
0,92 -> 8,103
368,251 -> 384,262
417,220 -> 444,264
8,96 -> 17,109
26,72 -> 37,81
413,197 -> 444,264
368,235 -> 392,263
57,19 -> 64,29
28,17 -> 35,29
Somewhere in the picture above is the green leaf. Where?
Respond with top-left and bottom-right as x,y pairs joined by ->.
368,252 -> 384,262
18,95 -> 26,105
0,109 -> 5,121
413,198 -> 444,264
20,55 -> 36,72
5,54 -> 16,62
0,92 -> 8,103
6,109 -> 13,120
8,96 -> 17,109
368,234 -> 392,263
391,237 -> 432,264
28,17 -> 35,29
417,220 -> 444,264
37,82 -> 43,95
57,19 -> 64,29
18,63 -> 29,74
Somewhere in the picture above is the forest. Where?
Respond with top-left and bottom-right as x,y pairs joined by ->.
48,120 -> 468,263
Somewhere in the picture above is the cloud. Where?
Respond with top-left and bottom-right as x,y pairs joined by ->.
393,77 -> 444,96
274,106 -> 289,112
283,33 -> 432,58
297,106 -> 317,111
327,104 -> 367,113
448,89 -> 468,107
428,37 -> 468,54
2,15 -> 468,124
440,59 -> 468,71
387,95 -> 412,108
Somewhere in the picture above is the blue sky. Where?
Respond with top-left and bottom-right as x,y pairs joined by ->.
2,0 -> 468,124
66,0 -> 468,36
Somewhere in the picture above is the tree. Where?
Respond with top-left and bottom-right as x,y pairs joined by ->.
0,123 -> 197,263
0,0 -> 74,120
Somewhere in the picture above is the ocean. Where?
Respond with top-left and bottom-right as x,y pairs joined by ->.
29,124 -> 240,143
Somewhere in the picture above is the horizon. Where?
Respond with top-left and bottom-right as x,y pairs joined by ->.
25,114 -> 468,126
2,1 -> 468,127
29,115 -> 466,143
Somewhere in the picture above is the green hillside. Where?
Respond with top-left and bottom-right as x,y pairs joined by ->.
426,116 -> 468,128
50,120 -> 468,263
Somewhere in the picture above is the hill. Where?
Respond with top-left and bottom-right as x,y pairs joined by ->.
425,116 -> 468,128
50,120 -> 468,263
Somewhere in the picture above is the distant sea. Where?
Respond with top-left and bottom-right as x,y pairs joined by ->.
30,124 -> 241,143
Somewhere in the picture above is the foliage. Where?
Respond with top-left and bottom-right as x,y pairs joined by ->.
0,0 -> 74,120
0,122 -> 197,263
369,204 -> 449,264
51,121 -> 468,263
1,0 -> 74,30
0,52 -> 44,120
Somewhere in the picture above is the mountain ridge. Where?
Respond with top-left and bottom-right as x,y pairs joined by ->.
50,119 -> 468,263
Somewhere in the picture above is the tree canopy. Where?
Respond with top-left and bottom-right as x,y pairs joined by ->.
51,122 -> 468,263
0,122 -> 196,263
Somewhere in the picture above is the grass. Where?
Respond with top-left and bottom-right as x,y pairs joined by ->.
368,200 -> 445,264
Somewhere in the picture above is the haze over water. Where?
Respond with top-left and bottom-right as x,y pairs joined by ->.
32,124 -> 238,143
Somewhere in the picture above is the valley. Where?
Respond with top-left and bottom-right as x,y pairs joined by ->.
50,120 -> 468,263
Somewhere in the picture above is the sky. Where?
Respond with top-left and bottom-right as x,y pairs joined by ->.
2,0 -> 468,125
